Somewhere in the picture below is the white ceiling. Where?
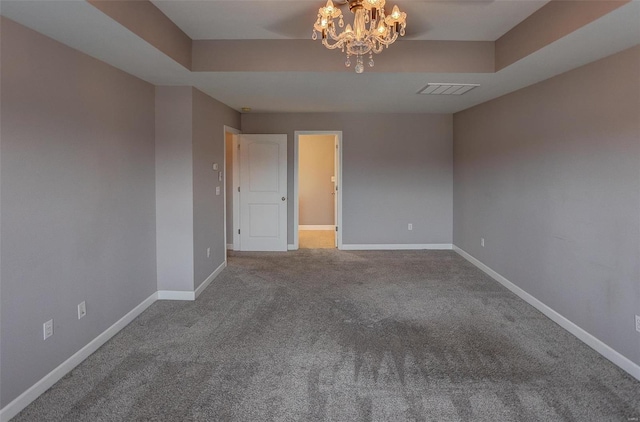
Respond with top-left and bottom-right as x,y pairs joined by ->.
2,1 -> 639,114
151,0 -> 549,41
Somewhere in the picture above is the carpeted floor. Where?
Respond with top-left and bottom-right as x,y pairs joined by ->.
299,230 -> 335,249
14,250 -> 640,421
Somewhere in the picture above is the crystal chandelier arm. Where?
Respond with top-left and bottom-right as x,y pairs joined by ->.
322,37 -> 345,50
327,24 -> 342,41
372,41 -> 384,54
376,29 -> 398,46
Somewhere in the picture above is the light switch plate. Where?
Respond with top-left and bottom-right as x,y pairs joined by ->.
78,301 -> 86,319
218,171 -> 223,182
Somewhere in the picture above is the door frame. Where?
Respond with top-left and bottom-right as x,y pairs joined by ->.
223,125 -> 241,252
294,131 -> 343,250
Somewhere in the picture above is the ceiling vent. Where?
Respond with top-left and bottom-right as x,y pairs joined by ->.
418,83 -> 480,96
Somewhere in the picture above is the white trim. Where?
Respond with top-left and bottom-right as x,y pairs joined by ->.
224,126 -> 241,253
341,243 -> 453,250
157,290 -> 195,301
226,243 -> 233,250
293,135 -> 299,250
194,261 -> 226,299
299,225 -> 335,230
232,134 -> 240,251
0,292 -> 158,422
294,131 -> 343,251
453,245 -> 640,382
288,244 -> 296,250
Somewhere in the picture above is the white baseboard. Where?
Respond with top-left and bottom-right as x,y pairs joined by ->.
288,244 -> 296,251
453,245 -> 640,382
341,243 -> 453,251
158,261 -> 227,301
194,260 -> 226,299
0,292 -> 158,422
226,243 -> 233,250
299,225 -> 335,230
157,290 -> 195,301
0,262 -> 228,421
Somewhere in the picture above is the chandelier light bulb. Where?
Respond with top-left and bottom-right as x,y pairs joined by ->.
312,0 -> 407,73
363,0 -> 385,11
391,5 -> 400,19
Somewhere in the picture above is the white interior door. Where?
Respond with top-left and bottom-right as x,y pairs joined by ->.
333,136 -> 339,247
239,134 -> 288,251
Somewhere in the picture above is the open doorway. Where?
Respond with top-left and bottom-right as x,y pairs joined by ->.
294,131 -> 343,250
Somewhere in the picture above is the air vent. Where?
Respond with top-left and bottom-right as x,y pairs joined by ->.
418,83 -> 480,96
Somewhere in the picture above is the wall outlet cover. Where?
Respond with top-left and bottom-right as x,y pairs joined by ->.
636,315 -> 640,333
43,319 -> 53,340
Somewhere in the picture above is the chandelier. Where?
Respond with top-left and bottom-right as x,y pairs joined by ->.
313,0 -> 407,73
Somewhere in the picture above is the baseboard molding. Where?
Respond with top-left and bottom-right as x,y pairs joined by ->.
341,243 -> 453,251
226,243 -> 233,250
299,225 -> 334,230
453,245 -> 640,382
0,292 -> 158,422
194,261 -> 226,299
1,263 -> 230,421
288,244 -> 296,251
157,290 -> 195,301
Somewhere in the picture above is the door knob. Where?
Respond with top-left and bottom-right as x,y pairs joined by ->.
282,197 -> 286,201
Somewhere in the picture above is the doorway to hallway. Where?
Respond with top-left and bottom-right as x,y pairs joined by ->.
294,131 -> 342,249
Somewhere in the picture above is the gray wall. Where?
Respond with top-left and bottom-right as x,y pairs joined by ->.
299,135 -> 335,226
1,17 -> 157,407
241,113 -> 453,245
156,87 -> 240,291
453,46 -> 640,366
192,88 -> 240,287
155,86 -> 194,292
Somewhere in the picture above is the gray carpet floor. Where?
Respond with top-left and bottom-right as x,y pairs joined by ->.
14,250 -> 640,421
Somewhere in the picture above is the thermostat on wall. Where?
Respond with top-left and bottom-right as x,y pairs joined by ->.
212,163 -> 219,170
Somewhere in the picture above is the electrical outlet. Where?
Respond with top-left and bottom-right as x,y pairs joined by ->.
408,223 -> 413,231
43,319 -> 53,340
215,186 -> 221,196
207,247 -> 211,258
481,238 -> 485,247
78,301 -> 86,319
636,315 -> 640,333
